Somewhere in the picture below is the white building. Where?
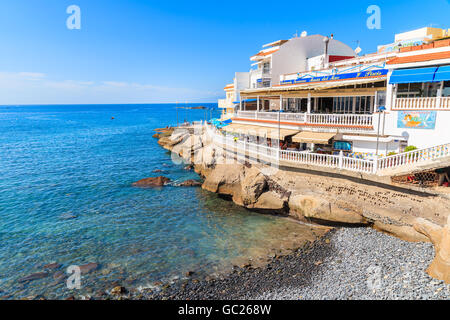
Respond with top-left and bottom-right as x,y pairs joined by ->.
217,27 -> 450,159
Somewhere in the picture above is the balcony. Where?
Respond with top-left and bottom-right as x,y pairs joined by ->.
235,111 -> 373,128
218,99 -> 233,109
393,97 -> 450,110
250,68 -> 271,88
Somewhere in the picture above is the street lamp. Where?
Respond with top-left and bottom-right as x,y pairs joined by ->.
323,36 -> 330,69
375,105 -> 386,157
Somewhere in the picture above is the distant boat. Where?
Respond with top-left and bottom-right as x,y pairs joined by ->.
189,106 -> 207,109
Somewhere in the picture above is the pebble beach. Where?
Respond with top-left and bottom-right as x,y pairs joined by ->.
134,227 -> 450,300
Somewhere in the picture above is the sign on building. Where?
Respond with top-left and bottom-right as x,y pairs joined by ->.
397,111 -> 436,130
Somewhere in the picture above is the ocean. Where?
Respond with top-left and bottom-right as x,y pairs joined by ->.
0,104 -> 314,299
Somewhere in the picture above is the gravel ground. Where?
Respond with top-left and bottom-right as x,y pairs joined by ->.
134,227 -> 449,300
254,227 -> 450,300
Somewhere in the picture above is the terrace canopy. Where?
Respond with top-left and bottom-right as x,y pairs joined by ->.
389,67 -> 438,84
222,124 -> 298,139
434,65 -> 450,82
292,131 -> 336,144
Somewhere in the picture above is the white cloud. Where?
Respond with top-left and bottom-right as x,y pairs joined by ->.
17,72 -> 46,80
0,72 -> 221,104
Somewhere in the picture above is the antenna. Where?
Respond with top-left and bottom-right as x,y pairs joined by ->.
354,40 -> 362,55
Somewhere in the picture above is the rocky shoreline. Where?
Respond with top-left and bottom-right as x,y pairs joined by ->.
112,227 -> 449,300
14,125 -> 448,300
151,125 -> 450,286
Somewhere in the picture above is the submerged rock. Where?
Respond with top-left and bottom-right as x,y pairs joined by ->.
18,272 -> 49,283
59,213 -> 77,220
79,262 -> 99,274
53,271 -> 66,282
42,263 -> 61,270
132,176 -> 171,187
179,180 -> 202,187
110,286 -> 127,295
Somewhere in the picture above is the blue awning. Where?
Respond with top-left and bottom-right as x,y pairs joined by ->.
389,67 -> 438,84
233,99 -> 257,103
434,65 -> 450,82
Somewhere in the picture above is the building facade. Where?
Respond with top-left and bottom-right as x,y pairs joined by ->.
217,27 -> 450,159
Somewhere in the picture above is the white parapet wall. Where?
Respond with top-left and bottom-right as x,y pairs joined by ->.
383,109 -> 450,149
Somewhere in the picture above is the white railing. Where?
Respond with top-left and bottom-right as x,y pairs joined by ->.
393,97 -> 450,110
236,111 -> 257,118
342,157 -> 375,173
205,125 -> 450,176
236,111 -> 372,127
206,125 -> 278,160
377,143 -> 450,171
443,97 -> 450,109
257,112 -> 279,120
306,113 -> 373,126
281,112 -> 306,122
280,150 -> 339,167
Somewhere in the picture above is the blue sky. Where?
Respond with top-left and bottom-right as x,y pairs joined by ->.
0,0 -> 449,105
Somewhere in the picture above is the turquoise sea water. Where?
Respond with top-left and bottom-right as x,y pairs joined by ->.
0,104 -> 313,299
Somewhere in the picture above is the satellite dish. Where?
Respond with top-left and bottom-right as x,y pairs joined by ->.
301,31 -> 307,37
355,46 -> 362,55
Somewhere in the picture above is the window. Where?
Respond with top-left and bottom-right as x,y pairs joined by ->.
443,81 -> 450,97
376,91 -> 386,108
333,141 -> 352,151
396,82 -> 439,98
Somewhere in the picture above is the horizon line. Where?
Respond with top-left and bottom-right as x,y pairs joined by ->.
0,102 -> 219,107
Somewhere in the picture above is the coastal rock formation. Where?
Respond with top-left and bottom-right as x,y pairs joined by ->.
240,167 -> 267,205
414,216 -> 450,283
248,191 -> 287,213
132,176 -> 171,187
156,126 -> 450,282
288,194 -> 366,224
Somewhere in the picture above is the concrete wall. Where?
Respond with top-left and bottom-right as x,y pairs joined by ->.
394,27 -> 445,42
271,35 -> 355,86
234,72 -> 250,101
352,139 -> 400,156
382,110 -> 450,149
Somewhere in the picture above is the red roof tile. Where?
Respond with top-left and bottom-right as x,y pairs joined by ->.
387,51 -> 450,64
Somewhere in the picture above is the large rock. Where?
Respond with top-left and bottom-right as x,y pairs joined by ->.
248,191 -> 287,212
158,129 -> 189,150
373,221 -> 428,242
288,194 -> 366,224
132,176 -> 170,187
414,216 -> 450,283
202,164 -> 242,196
240,167 -> 267,205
